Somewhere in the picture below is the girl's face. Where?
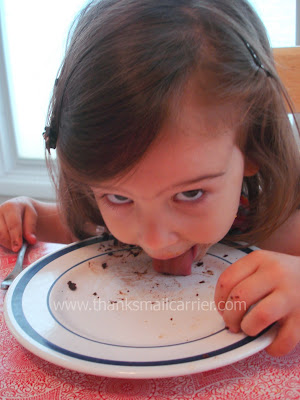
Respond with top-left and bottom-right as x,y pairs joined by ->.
91,88 -> 252,273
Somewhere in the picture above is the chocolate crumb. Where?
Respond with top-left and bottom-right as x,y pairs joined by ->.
67,281 -> 77,291
101,232 -> 110,241
199,280 -> 205,284
170,318 -> 173,321
196,261 -> 204,267
102,262 -> 108,269
131,251 -> 140,257
111,253 -> 123,258
127,247 -> 142,257
223,254 -> 228,257
134,269 -> 147,276
93,292 -> 97,296
235,295 -> 240,299
196,293 -> 199,296
206,270 -> 214,275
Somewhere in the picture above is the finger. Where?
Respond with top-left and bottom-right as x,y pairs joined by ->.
222,267 -> 275,332
23,206 -> 37,245
265,313 -> 300,357
240,290 -> 289,337
215,250 -> 261,312
0,215 -> 12,250
3,208 -> 23,252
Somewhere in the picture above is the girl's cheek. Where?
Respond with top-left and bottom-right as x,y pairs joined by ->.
98,208 -> 137,244
188,211 -> 235,244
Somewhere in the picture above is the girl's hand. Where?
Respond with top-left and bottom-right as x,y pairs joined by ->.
0,197 -> 38,252
214,250 -> 300,356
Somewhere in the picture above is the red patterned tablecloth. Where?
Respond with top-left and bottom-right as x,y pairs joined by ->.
0,242 -> 299,400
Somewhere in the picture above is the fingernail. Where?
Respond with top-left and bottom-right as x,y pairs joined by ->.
30,234 -> 37,243
26,233 -> 36,244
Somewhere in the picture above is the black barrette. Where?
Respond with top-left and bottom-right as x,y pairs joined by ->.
42,126 -> 57,153
241,37 -> 272,77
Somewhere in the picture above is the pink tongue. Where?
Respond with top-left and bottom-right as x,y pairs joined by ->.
152,248 -> 194,276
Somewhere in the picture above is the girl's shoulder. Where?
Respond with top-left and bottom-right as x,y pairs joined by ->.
257,210 -> 300,256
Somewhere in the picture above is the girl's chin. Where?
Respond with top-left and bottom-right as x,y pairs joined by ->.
194,243 -> 213,261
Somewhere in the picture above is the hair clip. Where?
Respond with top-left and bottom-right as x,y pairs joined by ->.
241,38 -> 272,77
42,126 -> 57,153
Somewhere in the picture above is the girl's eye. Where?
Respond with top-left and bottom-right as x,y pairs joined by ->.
106,194 -> 132,204
174,189 -> 204,202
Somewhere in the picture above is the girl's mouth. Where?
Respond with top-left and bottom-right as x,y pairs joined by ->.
152,245 -> 198,276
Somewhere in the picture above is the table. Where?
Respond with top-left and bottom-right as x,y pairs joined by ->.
0,242 -> 299,399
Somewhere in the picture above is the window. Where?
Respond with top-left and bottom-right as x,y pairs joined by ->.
250,0 -> 297,47
0,0 -> 87,201
0,0 -> 299,201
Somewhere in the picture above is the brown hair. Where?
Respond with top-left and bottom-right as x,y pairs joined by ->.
46,0 -> 300,244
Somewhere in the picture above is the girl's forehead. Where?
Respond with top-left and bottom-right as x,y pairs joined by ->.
91,78 -> 243,192
94,110 -> 239,196
166,80 -> 241,142
153,104 -> 238,160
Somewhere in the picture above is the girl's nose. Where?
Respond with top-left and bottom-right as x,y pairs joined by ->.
137,213 -> 178,253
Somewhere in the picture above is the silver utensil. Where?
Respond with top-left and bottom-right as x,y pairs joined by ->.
1,241 -> 28,290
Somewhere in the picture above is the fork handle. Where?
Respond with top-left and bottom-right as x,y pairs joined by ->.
12,241 -> 28,274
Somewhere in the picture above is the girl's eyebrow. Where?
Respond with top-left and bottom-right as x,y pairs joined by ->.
171,171 -> 226,189
151,171 -> 226,198
92,171 -> 226,197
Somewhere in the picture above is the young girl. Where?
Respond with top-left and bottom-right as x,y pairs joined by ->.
0,0 -> 299,357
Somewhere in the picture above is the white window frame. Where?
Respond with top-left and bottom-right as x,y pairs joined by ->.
0,7 -> 55,201
0,2 -> 299,203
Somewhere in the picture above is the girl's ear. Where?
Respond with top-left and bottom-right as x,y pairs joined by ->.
244,158 -> 259,176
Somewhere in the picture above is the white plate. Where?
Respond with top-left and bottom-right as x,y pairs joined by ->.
4,236 -> 276,378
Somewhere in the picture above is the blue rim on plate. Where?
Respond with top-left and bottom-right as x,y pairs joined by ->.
4,237 -> 276,378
